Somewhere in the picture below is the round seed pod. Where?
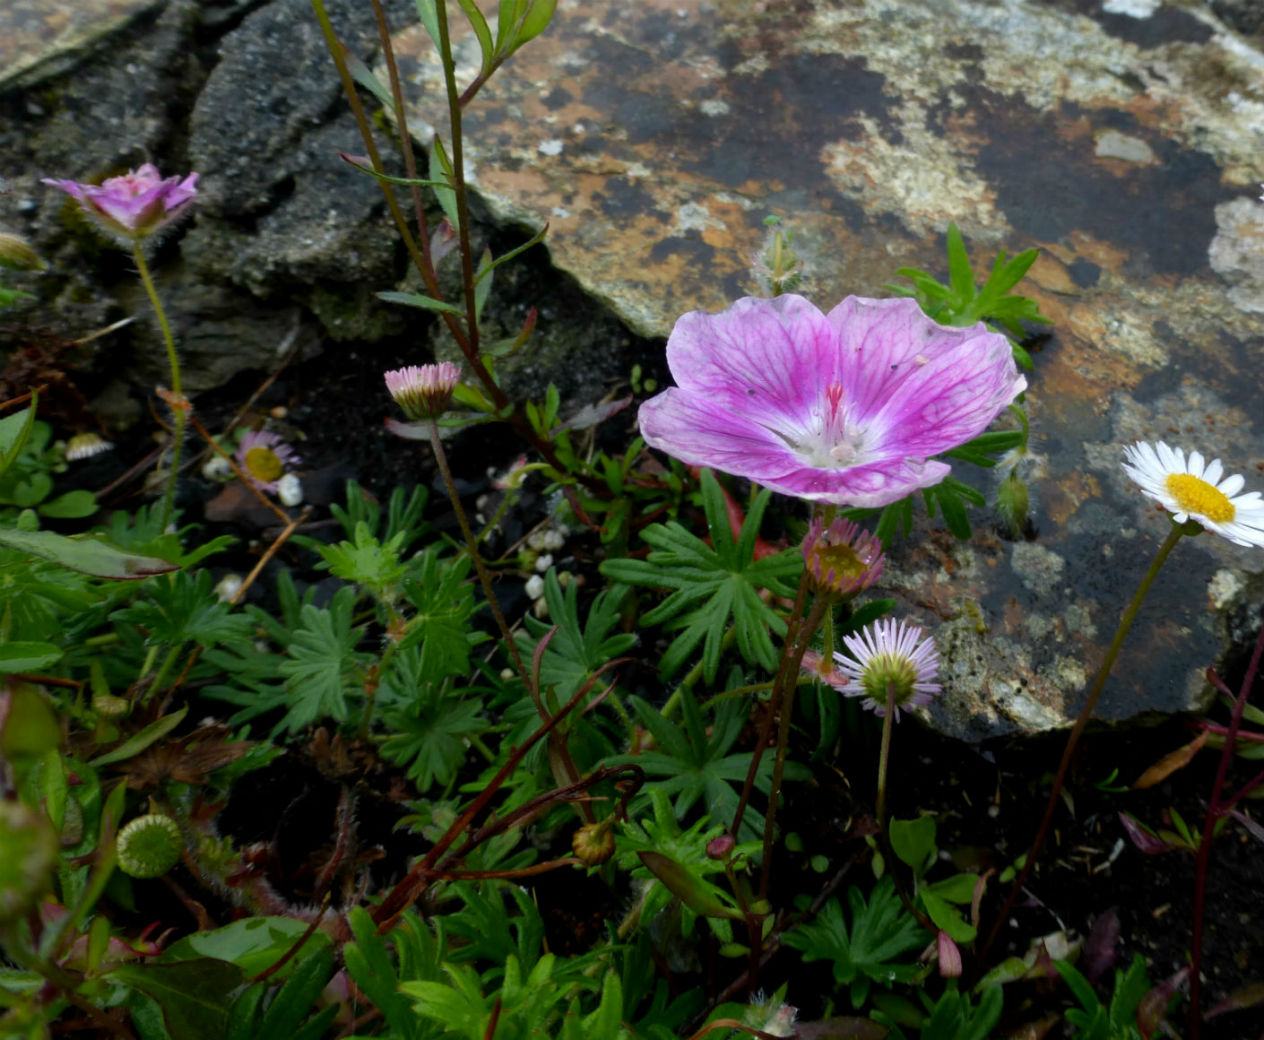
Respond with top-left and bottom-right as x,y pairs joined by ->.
116,814 -> 183,878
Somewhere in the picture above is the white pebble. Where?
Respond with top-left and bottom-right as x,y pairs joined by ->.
277,473 -> 303,506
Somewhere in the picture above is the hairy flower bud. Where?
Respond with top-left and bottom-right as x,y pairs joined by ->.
571,820 -> 615,867
0,231 -> 46,271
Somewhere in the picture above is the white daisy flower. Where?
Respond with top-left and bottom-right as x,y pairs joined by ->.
1122,441 -> 1264,549
829,618 -> 941,721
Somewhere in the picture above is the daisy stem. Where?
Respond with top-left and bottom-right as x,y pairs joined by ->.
977,520 -> 1187,974
132,240 -> 183,529
875,681 -> 896,834
426,419 -> 592,819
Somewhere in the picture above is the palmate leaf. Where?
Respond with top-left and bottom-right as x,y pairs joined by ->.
111,570 -> 252,648
397,548 -> 485,680
516,569 -> 636,699
277,587 -> 369,731
782,876 -> 929,1008
599,469 -> 800,683
609,681 -> 802,843
379,647 -> 489,793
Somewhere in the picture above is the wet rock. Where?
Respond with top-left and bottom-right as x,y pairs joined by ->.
391,0 -> 1264,738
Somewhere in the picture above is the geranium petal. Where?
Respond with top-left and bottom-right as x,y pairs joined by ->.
863,331 -> 1025,459
665,295 -> 836,423
637,388 -> 806,482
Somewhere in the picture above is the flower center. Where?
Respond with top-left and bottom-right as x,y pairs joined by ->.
860,653 -> 919,707
1165,473 -> 1234,523
791,381 -> 869,469
244,446 -> 283,482
808,543 -> 866,584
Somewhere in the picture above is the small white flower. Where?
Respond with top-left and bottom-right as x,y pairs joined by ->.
214,573 -> 243,603
65,433 -> 114,461
277,472 -> 303,507
541,529 -> 565,551
202,453 -> 233,481
525,574 -> 545,600
830,618 -> 941,720
1122,441 -> 1264,549
534,553 -> 553,573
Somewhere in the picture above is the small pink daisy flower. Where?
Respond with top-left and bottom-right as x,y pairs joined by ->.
384,363 -> 461,421
234,430 -> 300,495
830,618 -> 941,720
801,516 -> 885,600
43,164 -> 198,241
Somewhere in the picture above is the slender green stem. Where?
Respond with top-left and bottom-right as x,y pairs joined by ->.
977,521 -> 1188,973
132,241 -> 183,528
876,682 -> 896,833
434,0 -> 480,359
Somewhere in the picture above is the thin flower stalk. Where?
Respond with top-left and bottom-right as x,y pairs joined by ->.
311,0 -> 602,492
978,521 -> 1187,971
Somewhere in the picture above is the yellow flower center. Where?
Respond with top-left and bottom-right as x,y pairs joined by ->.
244,446 -> 283,482
1165,473 -> 1234,524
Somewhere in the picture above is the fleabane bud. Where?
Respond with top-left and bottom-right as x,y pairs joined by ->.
384,363 -> 461,421
801,516 -> 885,601
571,820 -> 616,867
996,471 -> 1029,538
0,232 -> 46,271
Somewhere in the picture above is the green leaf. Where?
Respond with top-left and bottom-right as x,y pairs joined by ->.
0,641 -> 63,674
342,48 -> 396,112
376,290 -> 465,316
0,527 -> 177,580
516,570 -> 635,699
429,138 -> 461,232
110,959 -> 243,1040
339,155 -> 449,189
473,248 -> 493,324
516,0 -> 557,47
277,587 -> 367,730
414,0 -> 441,56
637,851 -> 741,920
889,815 -> 937,875
473,226 -> 548,286
90,707 -> 188,767
455,0 -> 494,75
921,888 -> 976,943
599,469 -> 799,683
946,224 -> 975,303
38,489 -> 98,519
782,876 -> 928,1008
0,396 -> 37,482
162,917 -> 331,979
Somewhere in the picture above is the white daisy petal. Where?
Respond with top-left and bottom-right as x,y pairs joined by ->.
1121,441 -> 1264,550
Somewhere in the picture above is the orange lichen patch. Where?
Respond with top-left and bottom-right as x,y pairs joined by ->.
1043,471 -> 1104,527
1065,231 -> 1130,279
1027,253 -> 1077,295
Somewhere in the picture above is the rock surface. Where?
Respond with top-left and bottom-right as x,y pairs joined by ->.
391,0 -> 1264,739
2,0 -> 1263,738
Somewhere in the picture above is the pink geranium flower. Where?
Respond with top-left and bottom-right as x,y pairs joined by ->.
43,164 -> 198,241
638,294 -> 1026,508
